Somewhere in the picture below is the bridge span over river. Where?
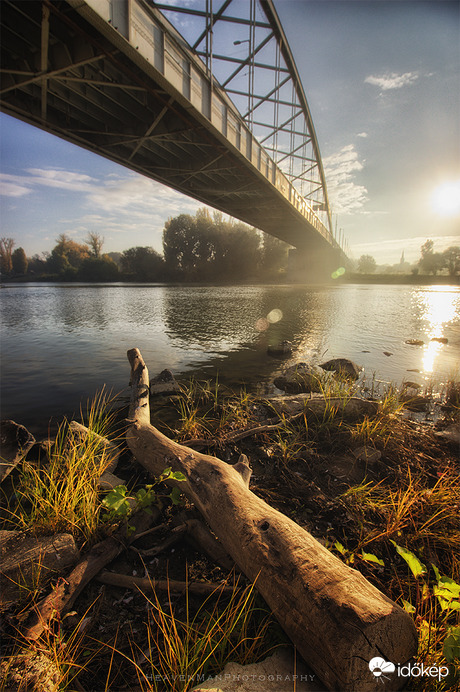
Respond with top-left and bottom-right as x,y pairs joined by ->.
1,0 -> 347,277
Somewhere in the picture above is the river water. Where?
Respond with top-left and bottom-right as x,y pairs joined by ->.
1,282 -> 459,432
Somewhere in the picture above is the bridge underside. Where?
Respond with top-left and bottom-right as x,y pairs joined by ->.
1,0 -> 337,257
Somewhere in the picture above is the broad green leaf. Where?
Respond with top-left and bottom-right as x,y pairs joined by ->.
443,627 -> 460,663
390,540 -> 427,578
437,576 -> 460,598
361,551 -> 384,566
170,471 -> 187,482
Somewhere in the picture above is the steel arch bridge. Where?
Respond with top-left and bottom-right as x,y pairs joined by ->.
1,0 -> 344,268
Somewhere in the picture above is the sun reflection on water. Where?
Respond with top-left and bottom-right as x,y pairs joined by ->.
417,289 -> 458,373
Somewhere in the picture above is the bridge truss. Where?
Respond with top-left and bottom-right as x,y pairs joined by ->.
1,0 -> 339,256
153,0 -> 333,235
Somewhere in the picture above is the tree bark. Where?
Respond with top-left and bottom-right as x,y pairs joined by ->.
96,570 -> 236,597
126,348 -> 417,692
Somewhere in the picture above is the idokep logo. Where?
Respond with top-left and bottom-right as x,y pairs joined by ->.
369,657 -> 450,683
369,657 -> 396,681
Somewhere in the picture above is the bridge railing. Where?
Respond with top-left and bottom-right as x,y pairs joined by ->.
83,0 -> 335,246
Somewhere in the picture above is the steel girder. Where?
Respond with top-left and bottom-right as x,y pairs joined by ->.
152,0 -> 333,235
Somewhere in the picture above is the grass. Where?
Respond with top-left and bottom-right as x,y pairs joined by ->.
2,388 -> 121,543
0,375 -> 458,691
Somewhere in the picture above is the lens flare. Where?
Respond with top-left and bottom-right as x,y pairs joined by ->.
430,180 -> 460,217
267,308 -> 283,323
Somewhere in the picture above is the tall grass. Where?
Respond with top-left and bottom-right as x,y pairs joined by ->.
6,388 -> 121,542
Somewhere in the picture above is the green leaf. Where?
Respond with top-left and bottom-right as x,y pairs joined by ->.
443,627 -> 460,663
334,541 -> 347,555
390,540 -> 427,578
169,486 -> 183,505
170,471 -> 187,482
437,576 -> 460,598
402,599 -> 416,614
361,551 -> 384,566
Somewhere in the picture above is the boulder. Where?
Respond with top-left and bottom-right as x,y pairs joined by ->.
191,648 -> 322,692
149,369 -> 181,396
267,341 -> 292,357
319,358 -> 361,380
274,363 -> 323,394
431,337 -> 448,344
405,339 -> 424,346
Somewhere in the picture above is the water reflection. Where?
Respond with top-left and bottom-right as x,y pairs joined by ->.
1,282 -> 459,431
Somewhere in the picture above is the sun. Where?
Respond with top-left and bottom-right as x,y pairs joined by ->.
430,180 -> 460,217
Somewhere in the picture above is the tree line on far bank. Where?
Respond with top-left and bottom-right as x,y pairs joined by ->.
0,210 -> 289,283
1,212 -> 459,282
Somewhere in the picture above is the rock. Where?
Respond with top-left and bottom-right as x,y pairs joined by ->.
0,649 -> 62,692
265,393 -> 379,420
149,369 -> 181,396
267,340 -> 292,357
319,358 -> 361,380
352,446 -> 382,466
400,395 -> 431,412
191,648 -> 322,691
383,351 -> 393,357
274,363 -> 323,394
402,381 -> 421,390
435,422 -> 460,446
0,420 -> 35,483
431,337 -> 448,344
405,339 -> 424,346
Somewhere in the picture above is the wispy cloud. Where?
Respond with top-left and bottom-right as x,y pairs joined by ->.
351,235 -> 460,263
0,174 -> 31,197
357,132 -> 368,138
323,145 -> 368,214
364,71 -> 419,91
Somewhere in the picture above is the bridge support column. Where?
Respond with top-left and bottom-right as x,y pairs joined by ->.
288,247 -> 343,283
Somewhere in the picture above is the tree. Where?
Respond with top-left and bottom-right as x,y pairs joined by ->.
48,234 -> 90,277
261,233 -> 289,277
11,247 -> 28,275
0,237 -> 15,275
78,255 -> 119,281
441,246 -> 460,277
120,246 -> 165,281
357,254 -> 377,273
85,232 -> 104,258
419,239 -> 443,275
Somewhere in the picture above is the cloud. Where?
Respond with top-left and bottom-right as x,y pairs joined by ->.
357,132 -> 368,138
364,72 -> 419,91
0,174 -> 31,197
323,145 -> 368,214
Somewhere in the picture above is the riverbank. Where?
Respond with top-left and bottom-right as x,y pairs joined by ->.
1,368 -> 459,691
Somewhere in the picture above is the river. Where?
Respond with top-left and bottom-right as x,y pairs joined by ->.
1,282 -> 459,432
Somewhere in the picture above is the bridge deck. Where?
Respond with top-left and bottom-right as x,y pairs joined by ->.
1,0 -> 338,252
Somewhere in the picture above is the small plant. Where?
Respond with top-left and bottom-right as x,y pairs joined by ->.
101,468 -> 186,522
390,541 -> 460,690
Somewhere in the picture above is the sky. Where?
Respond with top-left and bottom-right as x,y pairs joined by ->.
1,0 -> 459,265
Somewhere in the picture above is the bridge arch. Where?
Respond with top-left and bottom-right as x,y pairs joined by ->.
1,0 -> 342,261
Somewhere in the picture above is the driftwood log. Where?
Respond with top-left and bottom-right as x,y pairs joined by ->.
126,348 -> 417,692
0,530 -> 79,610
0,419 -> 35,482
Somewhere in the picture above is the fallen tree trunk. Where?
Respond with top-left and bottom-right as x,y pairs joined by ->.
126,349 -> 417,691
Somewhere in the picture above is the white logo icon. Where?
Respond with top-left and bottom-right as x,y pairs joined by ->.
369,657 -> 396,679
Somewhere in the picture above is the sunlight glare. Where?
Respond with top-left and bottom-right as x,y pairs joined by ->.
420,289 -> 456,373
430,180 -> 460,217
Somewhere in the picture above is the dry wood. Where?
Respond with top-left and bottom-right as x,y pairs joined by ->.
96,570 -> 237,597
126,348 -> 417,692
132,522 -> 187,557
183,518 -> 234,571
0,531 -> 79,610
24,507 -> 160,641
